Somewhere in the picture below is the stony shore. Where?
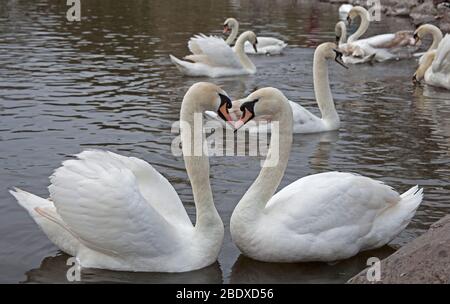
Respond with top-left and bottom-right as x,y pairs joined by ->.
323,0 -> 450,32
348,215 -> 450,284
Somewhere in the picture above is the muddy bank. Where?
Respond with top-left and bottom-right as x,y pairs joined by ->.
323,0 -> 450,33
348,215 -> 450,284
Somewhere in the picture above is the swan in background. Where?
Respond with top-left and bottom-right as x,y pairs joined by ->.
9,82 -> 233,272
413,24 -> 443,64
230,86 -> 424,263
207,43 -> 348,133
335,21 -> 376,64
170,31 -> 258,77
223,17 -> 287,55
338,3 -> 353,20
343,6 -> 417,63
413,34 -> 450,90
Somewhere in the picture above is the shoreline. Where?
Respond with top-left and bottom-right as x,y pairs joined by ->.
323,0 -> 450,32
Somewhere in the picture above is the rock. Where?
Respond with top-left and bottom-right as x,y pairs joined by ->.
437,2 -> 450,33
348,215 -> 450,284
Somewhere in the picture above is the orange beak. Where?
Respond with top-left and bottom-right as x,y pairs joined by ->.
223,25 -> 230,34
233,108 -> 254,131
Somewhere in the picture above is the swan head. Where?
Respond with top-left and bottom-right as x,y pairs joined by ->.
413,24 -> 441,46
241,31 -> 258,53
318,42 -> 348,69
223,17 -> 238,34
347,6 -> 368,26
234,87 -> 288,130
185,82 -> 233,122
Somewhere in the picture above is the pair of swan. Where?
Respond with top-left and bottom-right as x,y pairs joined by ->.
207,42 -> 347,133
10,44 -> 423,272
413,24 -> 450,90
170,31 -> 258,77
338,6 -> 417,64
223,17 -> 287,55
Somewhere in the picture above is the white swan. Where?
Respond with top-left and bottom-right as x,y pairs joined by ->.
412,24 -> 443,67
223,17 -> 287,55
335,21 -> 376,64
342,6 -> 417,63
230,85 -> 424,263
413,34 -> 450,90
9,82 -> 234,272
169,31 -> 258,77
207,43 -> 347,134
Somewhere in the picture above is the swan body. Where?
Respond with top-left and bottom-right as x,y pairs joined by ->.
170,31 -> 258,77
223,18 -> 287,55
9,82 -> 232,272
415,34 -> 450,90
335,21 -> 376,64
230,44 -> 423,263
206,43 -> 345,133
224,18 -> 287,55
342,6 -> 417,63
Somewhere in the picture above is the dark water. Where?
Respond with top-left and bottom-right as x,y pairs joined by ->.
0,0 -> 449,283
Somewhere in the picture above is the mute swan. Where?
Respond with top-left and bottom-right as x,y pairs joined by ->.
230,85 -> 424,263
343,6 -> 417,63
413,34 -> 450,90
223,17 -> 287,55
207,43 -> 347,134
169,31 -> 258,77
9,82 -> 234,272
413,24 -> 443,65
335,21 -> 376,64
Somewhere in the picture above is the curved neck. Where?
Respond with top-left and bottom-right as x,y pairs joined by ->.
348,8 -> 370,43
416,50 -> 436,81
180,100 -> 222,236
425,25 -> 443,51
336,22 -> 347,45
314,48 -> 339,128
233,99 -> 293,222
235,33 -> 256,72
225,23 -> 239,45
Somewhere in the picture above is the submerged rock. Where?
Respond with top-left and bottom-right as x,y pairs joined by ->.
348,215 -> 450,284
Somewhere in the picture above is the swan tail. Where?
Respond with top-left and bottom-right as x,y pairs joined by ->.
9,187 -> 52,216
399,185 -> 423,219
169,54 -> 191,75
9,188 -> 81,256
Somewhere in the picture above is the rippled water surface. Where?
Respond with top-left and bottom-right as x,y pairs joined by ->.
0,0 -> 449,283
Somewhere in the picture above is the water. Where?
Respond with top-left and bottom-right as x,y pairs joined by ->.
0,0 -> 449,283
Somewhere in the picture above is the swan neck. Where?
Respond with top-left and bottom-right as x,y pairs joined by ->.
180,101 -> 222,235
336,22 -> 347,45
429,27 -> 443,51
314,49 -> 339,127
235,33 -> 256,72
348,9 -> 369,43
225,23 -> 239,45
234,100 -> 293,220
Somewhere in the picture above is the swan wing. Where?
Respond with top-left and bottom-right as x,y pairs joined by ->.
48,150 -> 185,257
265,172 -> 400,236
432,34 -> 450,73
188,35 -> 242,68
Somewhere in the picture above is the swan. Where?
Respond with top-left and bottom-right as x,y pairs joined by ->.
412,24 -> 443,65
169,31 -> 258,77
223,17 -> 287,55
335,21 -> 376,64
9,82 -> 234,272
413,34 -> 450,90
207,43 -> 347,134
230,85 -> 424,263
342,6 -> 417,63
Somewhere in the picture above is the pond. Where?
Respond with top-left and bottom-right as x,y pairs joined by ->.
0,0 -> 449,283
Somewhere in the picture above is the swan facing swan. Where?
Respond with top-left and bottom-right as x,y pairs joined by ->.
223,17 -> 287,55
340,6 -> 417,63
170,31 -> 258,78
206,43 -> 347,134
412,24 -> 450,90
231,86 -> 423,263
10,82 -> 234,272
